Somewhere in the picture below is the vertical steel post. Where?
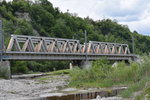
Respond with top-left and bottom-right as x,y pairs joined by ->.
84,30 -> 87,61
0,20 -> 3,61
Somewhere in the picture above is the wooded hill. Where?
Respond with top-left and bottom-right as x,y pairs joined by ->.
0,0 -> 150,74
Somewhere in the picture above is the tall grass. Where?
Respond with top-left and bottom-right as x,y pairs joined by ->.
69,56 -> 150,98
69,59 -> 112,87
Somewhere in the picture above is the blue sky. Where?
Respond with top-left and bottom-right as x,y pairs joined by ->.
49,0 -> 150,36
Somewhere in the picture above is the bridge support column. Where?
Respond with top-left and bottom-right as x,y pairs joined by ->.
71,60 -> 92,69
80,61 -> 92,69
0,61 -> 11,79
69,62 -> 73,69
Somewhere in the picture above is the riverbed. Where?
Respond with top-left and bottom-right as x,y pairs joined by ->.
0,75 -> 69,100
0,74 -> 127,100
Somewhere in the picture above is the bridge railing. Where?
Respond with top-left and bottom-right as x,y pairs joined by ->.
6,35 -> 131,55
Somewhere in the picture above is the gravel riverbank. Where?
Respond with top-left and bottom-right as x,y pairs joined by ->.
0,75 -> 69,100
0,74 -> 128,100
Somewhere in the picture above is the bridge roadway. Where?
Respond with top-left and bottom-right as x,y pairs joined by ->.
2,52 -> 135,61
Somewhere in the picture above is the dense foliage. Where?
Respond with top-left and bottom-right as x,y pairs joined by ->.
0,0 -> 150,74
69,56 -> 150,98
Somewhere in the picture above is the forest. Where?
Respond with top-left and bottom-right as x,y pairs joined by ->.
0,0 -> 150,74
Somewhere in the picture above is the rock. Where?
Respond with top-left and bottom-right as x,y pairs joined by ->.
92,96 -> 123,100
40,93 -> 64,97
61,88 -> 77,92
96,95 -> 101,99
15,12 -> 31,21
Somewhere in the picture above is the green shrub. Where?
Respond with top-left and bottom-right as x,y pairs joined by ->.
69,56 -> 150,95
11,61 -> 70,74
92,59 -> 111,79
69,59 -> 112,87
0,67 -> 8,78
11,61 -> 29,74
121,77 -> 149,98
107,61 -> 140,84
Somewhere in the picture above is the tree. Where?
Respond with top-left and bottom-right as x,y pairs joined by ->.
12,0 -> 30,12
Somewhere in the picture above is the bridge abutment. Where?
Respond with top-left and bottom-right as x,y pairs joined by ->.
0,61 -> 11,79
0,21 -> 11,79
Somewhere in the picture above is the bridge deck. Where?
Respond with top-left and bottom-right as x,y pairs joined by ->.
2,52 -> 135,61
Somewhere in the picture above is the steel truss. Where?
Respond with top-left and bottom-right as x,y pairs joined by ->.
6,35 -> 130,55
1,35 -> 135,61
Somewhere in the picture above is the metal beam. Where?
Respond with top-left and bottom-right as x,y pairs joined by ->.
3,52 -> 135,61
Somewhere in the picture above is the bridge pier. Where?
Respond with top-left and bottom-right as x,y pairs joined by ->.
70,60 -> 92,69
0,21 -> 11,79
80,61 -> 91,69
0,61 -> 11,79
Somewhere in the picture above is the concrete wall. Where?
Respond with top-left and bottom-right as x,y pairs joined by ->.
0,61 -> 11,79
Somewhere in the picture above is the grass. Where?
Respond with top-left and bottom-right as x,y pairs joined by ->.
120,77 -> 149,98
69,56 -> 150,99
49,69 -> 70,75
36,77 -> 50,84
28,69 -> 70,75
132,81 -> 150,100
145,86 -> 150,98
35,69 -> 70,84
37,77 -> 49,81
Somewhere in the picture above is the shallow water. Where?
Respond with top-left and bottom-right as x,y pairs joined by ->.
42,87 -> 126,100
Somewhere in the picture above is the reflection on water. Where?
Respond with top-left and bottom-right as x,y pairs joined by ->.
44,87 -> 126,100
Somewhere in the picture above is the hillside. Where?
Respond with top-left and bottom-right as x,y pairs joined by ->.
0,0 -> 150,73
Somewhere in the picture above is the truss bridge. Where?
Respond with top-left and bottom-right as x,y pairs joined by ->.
0,34 -> 135,61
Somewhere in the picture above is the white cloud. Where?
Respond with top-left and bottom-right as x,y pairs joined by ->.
121,9 -> 150,35
49,0 -> 150,36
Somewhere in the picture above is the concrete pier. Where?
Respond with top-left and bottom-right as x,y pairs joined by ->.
71,60 -> 92,69
0,61 -> 11,79
80,61 -> 92,69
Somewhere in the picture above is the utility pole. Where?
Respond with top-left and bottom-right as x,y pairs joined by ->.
0,20 -> 3,61
84,30 -> 87,61
132,35 -> 134,54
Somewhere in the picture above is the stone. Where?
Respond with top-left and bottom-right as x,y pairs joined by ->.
15,12 -> 31,21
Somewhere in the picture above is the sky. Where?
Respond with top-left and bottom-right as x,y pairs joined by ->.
49,0 -> 150,36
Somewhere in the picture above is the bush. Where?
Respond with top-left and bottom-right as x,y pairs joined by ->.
69,59 -> 112,87
11,61 -> 29,74
92,59 -> 111,79
11,61 -> 70,74
0,66 -> 8,79
107,61 -> 140,84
